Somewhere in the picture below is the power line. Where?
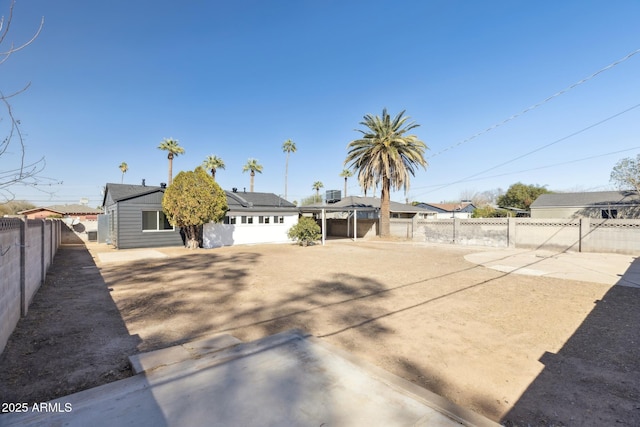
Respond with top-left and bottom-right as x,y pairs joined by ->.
427,47 -> 640,159
412,103 -> 640,198
411,146 -> 640,192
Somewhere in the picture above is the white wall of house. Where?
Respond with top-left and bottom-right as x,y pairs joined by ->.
203,214 -> 298,248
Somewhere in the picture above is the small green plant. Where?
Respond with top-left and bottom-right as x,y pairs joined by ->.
287,217 -> 321,246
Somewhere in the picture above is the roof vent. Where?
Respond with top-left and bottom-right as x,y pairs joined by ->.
142,179 -> 146,186
160,182 -> 167,188
232,187 -> 237,193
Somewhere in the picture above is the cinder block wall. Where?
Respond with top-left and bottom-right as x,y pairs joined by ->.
0,219 -> 61,355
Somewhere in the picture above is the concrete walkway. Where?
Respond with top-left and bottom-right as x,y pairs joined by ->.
465,248 -> 640,287
0,330 -> 498,427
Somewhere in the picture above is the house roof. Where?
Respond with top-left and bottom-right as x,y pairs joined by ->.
301,196 -> 429,213
416,202 -> 475,213
225,191 -> 297,212
18,204 -> 103,215
530,191 -> 640,208
103,184 -> 297,212
102,183 -> 165,205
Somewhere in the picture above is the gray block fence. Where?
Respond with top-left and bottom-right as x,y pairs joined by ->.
0,218 -> 61,354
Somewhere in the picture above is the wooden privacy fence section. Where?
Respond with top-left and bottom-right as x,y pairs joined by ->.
0,218 -> 62,354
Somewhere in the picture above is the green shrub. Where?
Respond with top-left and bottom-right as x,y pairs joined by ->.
287,217 -> 321,246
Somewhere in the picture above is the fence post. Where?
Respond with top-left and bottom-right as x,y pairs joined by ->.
579,217 -> 590,252
453,218 -> 460,243
20,218 -> 26,316
507,218 -> 516,248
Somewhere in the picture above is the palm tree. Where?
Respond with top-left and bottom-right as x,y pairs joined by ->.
119,162 -> 128,184
282,139 -> 297,200
158,138 -> 185,185
202,155 -> 225,181
242,158 -> 263,192
339,169 -> 353,198
345,109 -> 427,237
312,181 -> 324,202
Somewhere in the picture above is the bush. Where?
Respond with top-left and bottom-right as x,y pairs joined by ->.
287,217 -> 321,246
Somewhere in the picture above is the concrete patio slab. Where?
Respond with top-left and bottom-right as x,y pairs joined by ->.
465,249 -> 640,287
0,330 -> 499,427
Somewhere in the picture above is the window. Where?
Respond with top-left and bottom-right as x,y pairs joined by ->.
264,216 -> 270,224
248,216 -> 253,224
241,216 -> 247,224
602,209 -> 618,219
142,211 -> 173,231
224,216 -> 237,224
258,216 -> 264,224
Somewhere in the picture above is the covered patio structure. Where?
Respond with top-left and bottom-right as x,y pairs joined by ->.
299,200 -> 379,245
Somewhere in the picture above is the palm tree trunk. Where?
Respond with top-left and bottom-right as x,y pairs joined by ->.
344,177 -> 347,197
380,178 -> 391,237
211,169 -> 216,180
284,153 -> 289,200
168,153 -> 174,186
250,170 -> 255,192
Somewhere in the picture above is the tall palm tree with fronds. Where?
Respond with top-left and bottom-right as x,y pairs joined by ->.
119,162 -> 128,183
282,139 -> 297,200
242,158 -> 263,192
158,138 -> 185,185
339,169 -> 353,198
345,109 -> 427,237
312,181 -> 324,202
202,155 -> 225,181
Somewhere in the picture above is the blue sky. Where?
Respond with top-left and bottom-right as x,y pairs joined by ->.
2,0 -> 640,207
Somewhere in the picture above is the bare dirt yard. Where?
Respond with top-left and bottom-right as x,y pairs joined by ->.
1,239 -> 638,426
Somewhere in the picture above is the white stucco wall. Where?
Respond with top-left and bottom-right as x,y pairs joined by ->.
203,214 -> 298,248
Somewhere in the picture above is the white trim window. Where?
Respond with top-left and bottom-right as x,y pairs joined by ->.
142,211 -> 174,231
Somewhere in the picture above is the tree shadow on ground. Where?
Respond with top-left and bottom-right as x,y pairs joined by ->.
0,244 -> 143,404
502,260 -> 640,427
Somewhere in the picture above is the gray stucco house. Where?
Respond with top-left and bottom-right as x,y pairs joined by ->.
530,191 -> 640,219
101,183 -> 183,249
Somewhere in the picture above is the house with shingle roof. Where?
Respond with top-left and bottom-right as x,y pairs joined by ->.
203,190 -> 299,248
530,191 -> 640,219
414,201 -> 475,219
18,204 -> 103,220
101,182 -> 184,249
101,183 -> 299,249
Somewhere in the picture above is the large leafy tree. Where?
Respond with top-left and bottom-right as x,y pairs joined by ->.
345,109 -> 427,237
242,158 -> 263,192
339,169 -> 353,197
162,167 -> 228,249
158,138 -> 185,185
497,182 -> 550,210
202,155 -> 225,181
610,154 -> 640,192
118,162 -> 128,183
282,139 -> 296,200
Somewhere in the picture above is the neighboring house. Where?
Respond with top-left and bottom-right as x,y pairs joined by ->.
530,191 -> 640,219
203,190 -> 298,248
101,182 -> 183,249
18,204 -> 103,220
414,202 -> 475,219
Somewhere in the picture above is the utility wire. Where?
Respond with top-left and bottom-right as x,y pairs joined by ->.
411,146 -> 640,191
412,103 -> 640,198
427,48 -> 640,159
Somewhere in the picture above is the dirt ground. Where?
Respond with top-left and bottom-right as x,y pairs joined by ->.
1,239 -> 639,426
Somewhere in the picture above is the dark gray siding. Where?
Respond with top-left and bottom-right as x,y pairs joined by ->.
115,193 -> 182,249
